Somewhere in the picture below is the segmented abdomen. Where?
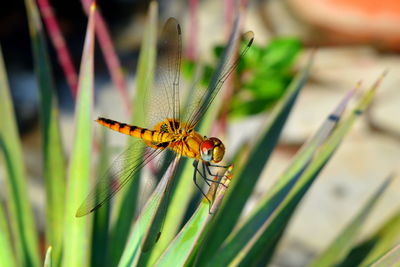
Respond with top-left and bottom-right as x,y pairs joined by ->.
96,117 -> 171,143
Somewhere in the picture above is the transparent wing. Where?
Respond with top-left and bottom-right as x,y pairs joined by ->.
147,17 -> 182,130
77,18 -> 183,217
76,140 -> 166,217
184,20 -> 254,129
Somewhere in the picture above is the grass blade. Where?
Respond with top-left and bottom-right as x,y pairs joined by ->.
310,175 -> 393,267
146,18 -> 246,265
90,131 -> 111,266
61,3 -> 96,266
228,73 -> 385,266
155,166 -> 233,267
0,201 -> 16,267
370,243 -> 400,267
0,46 -> 40,267
106,3 -> 158,266
209,80 -> 357,266
195,51 -> 313,265
118,158 -> 180,267
44,246 -> 52,267
145,157 -> 195,265
360,210 -> 400,266
25,0 -> 66,263
336,208 -> 400,266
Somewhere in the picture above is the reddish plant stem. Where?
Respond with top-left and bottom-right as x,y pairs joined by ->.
80,0 -> 131,115
215,0 -> 249,136
37,0 -> 79,98
187,0 -> 199,60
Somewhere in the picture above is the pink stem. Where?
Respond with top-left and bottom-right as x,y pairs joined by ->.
224,0 -> 234,39
80,0 -> 131,115
37,0 -> 79,98
187,0 -> 199,60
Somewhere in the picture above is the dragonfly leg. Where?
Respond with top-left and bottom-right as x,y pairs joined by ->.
205,163 -> 229,177
193,161 -> 225,187
193,161 -> 212,208
193,161 -> 210,185
208,163 -> 231,168
197,162 -> 228,188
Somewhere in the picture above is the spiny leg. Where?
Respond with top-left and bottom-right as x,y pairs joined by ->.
208,163 -> 231,168
192,161 -> 225,186
193,161 -> 210,185
202,163 -> 228,187
192,160 -> 212,208
202,163 -> 226,186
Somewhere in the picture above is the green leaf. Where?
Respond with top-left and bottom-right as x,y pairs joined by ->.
145,158 -> 196,266
369,243 -> 400,267
61,3 -> 96,267
337,208 -> 400,266
147,19 -> 251,267
0,200 -> 16,267
145,17 -> 246,266
260,38 -> 302,70
25,0 -> 66,263
118,158 -> 180,267
44,246 -> 52,267
360,210 -> 400,266
156,201 -> 210,267
246,74 -> 289,98
195,51 -> 313,266
210,82 -> 357,266
0,46 -> 40,267
228,73 -> 385,266
107,3 -> 158,266
155,166 -> 233,266
90,131 -> 111,266
310,176 -> 393,267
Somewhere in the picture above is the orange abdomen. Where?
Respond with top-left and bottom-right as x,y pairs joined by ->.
96,117 -> 171,144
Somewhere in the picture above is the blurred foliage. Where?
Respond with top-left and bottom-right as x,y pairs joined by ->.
0,1 -> 398,267
183,37 -> 302,117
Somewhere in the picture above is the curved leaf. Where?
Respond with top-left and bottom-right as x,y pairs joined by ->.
118,157 -> 180,267
107,3 -> 158,265
61,3 -> 96,266
155,166 -> 233,266
310,175 -> 393,267
370,243 -> 400,267
0,46 -> 40,267
44,246 -> 52,267
209,81 -> 358,266
228,73 -> 386,266
25,0 -> 66,263
196,51 -> 313,266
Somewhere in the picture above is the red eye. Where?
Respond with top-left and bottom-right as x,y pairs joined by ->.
200,140 -> 214,153
200,140 -> 215,161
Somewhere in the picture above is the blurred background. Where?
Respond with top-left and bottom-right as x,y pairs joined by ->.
1,0 -> 400,266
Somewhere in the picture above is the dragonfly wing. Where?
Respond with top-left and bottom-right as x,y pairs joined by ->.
147,17 -> 182,129
185,19 -> 254,129
76,140 -> 164,217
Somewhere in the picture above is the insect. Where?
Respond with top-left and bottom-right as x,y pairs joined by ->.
76,17 -> 253,218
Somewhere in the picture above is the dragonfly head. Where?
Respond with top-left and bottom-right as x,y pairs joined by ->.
200,137 -> 225,163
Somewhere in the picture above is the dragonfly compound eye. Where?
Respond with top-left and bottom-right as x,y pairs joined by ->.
200,137 -> 225,163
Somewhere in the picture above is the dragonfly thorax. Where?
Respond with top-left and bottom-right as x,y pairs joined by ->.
200,137 -> 225,163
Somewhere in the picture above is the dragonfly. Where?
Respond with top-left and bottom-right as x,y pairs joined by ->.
76,17 -> 254,218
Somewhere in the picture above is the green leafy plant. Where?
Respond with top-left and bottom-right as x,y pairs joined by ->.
183,37 -> 302,117
0,1 -> 399,267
